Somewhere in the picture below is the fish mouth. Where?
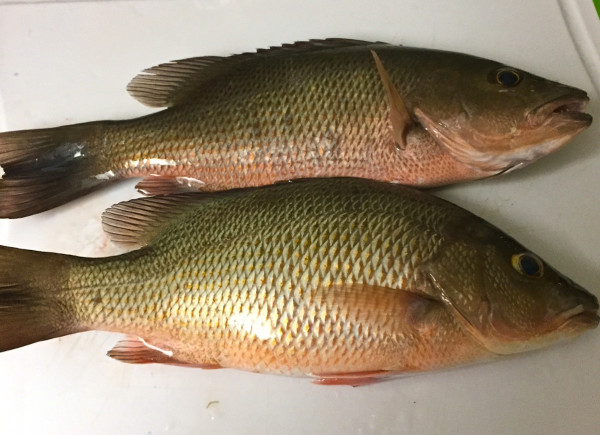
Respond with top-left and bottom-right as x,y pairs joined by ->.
559,310 -> 600,332
529,93 -> 592,129
414,91 -> 591,175
558,295 -> 600,332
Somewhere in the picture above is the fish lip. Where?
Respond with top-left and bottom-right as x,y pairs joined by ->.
528,93 -> 592,127
557,294 -> 600,331
560,311 -> 600,331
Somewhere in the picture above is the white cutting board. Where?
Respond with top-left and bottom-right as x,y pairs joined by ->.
0,1 -> 599,434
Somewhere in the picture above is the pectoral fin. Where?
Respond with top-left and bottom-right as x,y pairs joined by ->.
313,283 -> 442,326
371,50 -> 412,149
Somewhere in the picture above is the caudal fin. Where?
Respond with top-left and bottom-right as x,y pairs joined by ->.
0,122 -> 110,218
0,246 -> 81,351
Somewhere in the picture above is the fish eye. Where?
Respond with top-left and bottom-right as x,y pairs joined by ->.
512,253 -> 544,278
495,68 -> 521,87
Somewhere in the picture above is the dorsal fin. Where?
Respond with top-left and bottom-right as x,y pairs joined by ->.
127,38 -> 382,107
101,193 -> 213,248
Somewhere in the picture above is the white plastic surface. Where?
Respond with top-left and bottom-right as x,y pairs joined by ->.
0,1 -> 599,434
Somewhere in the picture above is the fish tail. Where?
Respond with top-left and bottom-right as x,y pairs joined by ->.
0,245 -> 81,352
0,121 -> 111,218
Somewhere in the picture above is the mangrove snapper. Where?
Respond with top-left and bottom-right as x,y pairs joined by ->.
0,179 -> 596,385
0,39 -> 591,218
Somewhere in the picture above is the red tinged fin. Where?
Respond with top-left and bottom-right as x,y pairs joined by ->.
107,337 -> 178,364
0,246 -> 81,351
0,122 -> 110,218
107,336 -> 222,368
312,370 -> 391,386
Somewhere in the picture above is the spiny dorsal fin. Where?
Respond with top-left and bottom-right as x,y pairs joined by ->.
102,193 -> 214,248
127,38 -> 384,108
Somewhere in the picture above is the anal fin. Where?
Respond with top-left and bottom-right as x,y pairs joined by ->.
107,336 -> 221,369
136,175 -> 206,196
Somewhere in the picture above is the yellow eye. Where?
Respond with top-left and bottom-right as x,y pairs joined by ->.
495,68 -> 521,87
512,253 -> 544,278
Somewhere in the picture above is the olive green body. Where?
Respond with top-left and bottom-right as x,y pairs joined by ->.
100,44 -> 477,188
65,179 -> 489,374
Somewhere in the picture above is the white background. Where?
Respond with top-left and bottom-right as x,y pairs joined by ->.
0,1 -> 599,434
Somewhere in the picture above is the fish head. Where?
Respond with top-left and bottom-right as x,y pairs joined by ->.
425,214 -> 599,355
410,54 -> 592,175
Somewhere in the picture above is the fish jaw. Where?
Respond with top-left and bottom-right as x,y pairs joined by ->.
414,92 -> 591,175
556,304 -> 600,335
433,267 -> 599,356
484,294 -> 599,356
432,284 -> 598,356
511,92 -> 593,164
553,281 -> 600,337
528,93 -> 592,129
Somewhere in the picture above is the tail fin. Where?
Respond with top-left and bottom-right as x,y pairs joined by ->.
0,246 -> 81,351
0,122 -> 110,218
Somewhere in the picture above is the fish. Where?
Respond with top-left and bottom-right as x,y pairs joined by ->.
0,39 -> 592,218
0,178 -> 596,385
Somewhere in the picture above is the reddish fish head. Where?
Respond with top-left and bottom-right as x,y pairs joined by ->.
425,214 -> 599,355
406,52 -> 592,175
